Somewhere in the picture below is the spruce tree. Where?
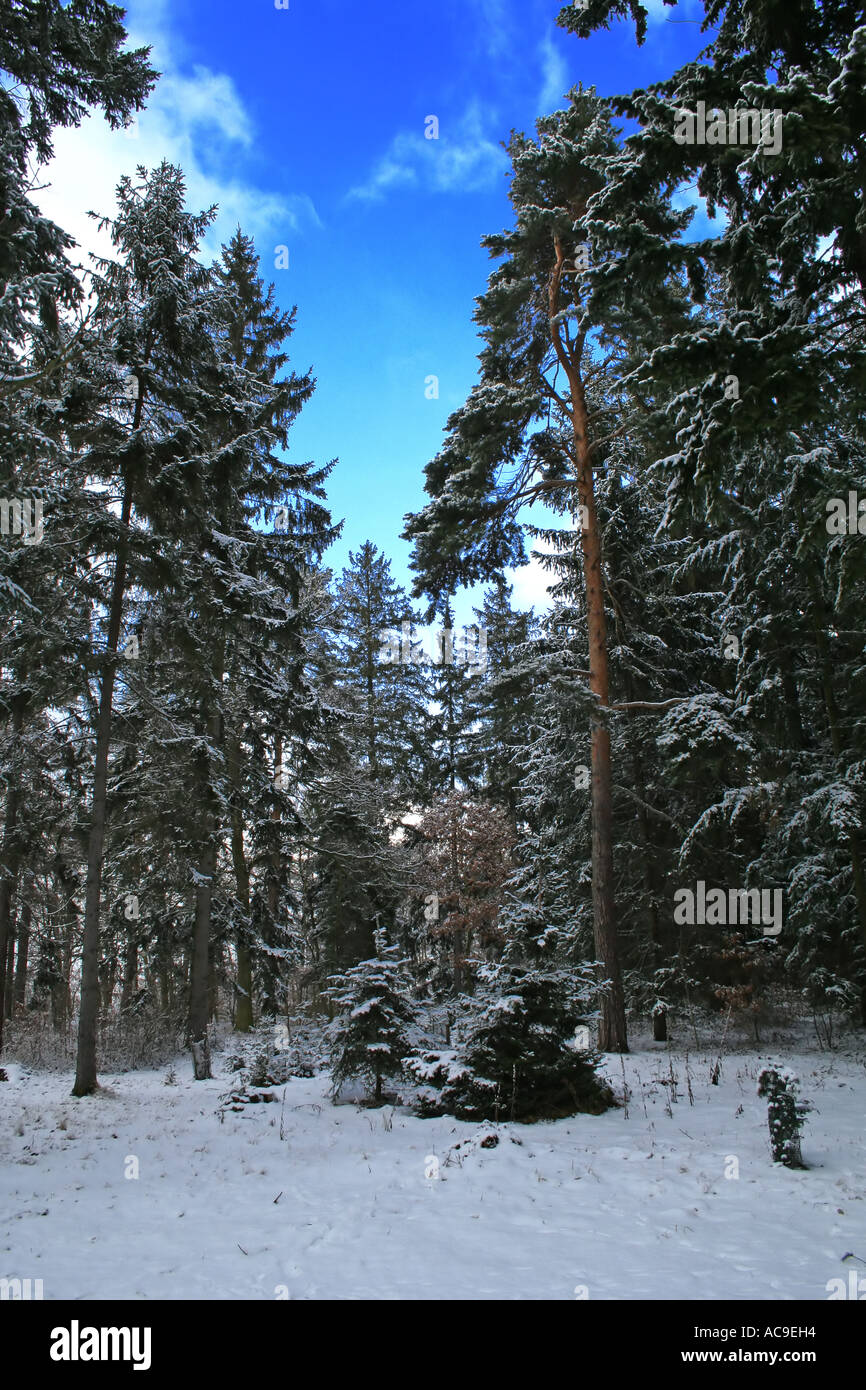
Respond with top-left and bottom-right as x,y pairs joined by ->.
70,163 -> 293,1089
327,935 -> 417,1105
467,582 -> 537,816
416,960 -> 612,1123
0,0 -> 155,1057
333,541 -> 429,795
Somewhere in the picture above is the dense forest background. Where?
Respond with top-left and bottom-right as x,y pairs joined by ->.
2,0 -> 865,1112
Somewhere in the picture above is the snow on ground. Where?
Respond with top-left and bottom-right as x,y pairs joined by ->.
1,1039 -> 864,1300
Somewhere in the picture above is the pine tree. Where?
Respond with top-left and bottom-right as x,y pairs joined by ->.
96,217 -> 338,1076
206,228 -> 337,1034
309,761 -> 408,974
300,544 -> 428,978
757,1066 -> 810,1168
404,91 -> 671,1050
0,0 -> 155,383
421,601 -> 485,803
327,935 -> 417,1105
550,8 -> 866,1019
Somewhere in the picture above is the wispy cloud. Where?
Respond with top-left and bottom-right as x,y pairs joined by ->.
347,102 -> 508,203
472,0 -> 513,57
537,32 -> 569,114
34,0 -> 319,269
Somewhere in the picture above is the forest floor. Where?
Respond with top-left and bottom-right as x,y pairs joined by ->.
1,1032 -> 864,1300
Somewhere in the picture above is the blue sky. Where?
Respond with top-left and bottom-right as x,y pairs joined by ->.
41,0 -> 709,615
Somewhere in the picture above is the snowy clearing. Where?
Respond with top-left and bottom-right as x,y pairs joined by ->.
2,1038 -> 863,1301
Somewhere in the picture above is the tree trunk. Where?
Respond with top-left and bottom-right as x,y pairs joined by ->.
4,929 -> 15,1019
589,723 -> 627,1050
234,942 -> 253,1029
234,943 -> 252,1029
573,389 -> 628,1052
209,941 -> 223,1021
100,950 -> 118,1015
229,737 -> 253,1032
449,805 -> 463,993
0,798 -> 18,1043
119,939 -> 139,1013
261,733 -> 283,1018
188,647 -> 224,1075
51,853 -> 77,1032
623,672 -> 662,956
13,893 -> 30,1010
73,486 -> 133,1096
549,234 -> 627,1052
0,701 -> 24,1052
157,905 -> 172,1014
189,833 -> 216,1079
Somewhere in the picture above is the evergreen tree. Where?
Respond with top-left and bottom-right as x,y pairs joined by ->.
0,0 -> 155,1058
414,960 -> 612,1123
552,3 -> 866,1021
404,91 -> 679,1049
757,1065 -> 810,1168
468,582 -> 538,816
420,601 -> 485,802
201,228 -> 337,1036
309,761 -> 408,974
333,540 -> 429,795
0,0 -> 155,382
327,935 -> 417,1105
66,164 -> 334,1086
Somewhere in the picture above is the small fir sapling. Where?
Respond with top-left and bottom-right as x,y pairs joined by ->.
757,1066 -> 810,1168
327,933 -> 417,1106
408,962 -> 614,1122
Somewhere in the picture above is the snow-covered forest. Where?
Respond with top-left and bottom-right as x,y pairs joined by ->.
1,0 -> 865,1321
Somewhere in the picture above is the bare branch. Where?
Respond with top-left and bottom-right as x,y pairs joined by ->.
609,698 -> 684,712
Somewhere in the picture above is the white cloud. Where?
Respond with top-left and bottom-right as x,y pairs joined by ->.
347,102 -> 508,203
159,66 -> 254,148
537,32 -> 569,114
507,533 -> 561,613
33,0 -> 319,271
